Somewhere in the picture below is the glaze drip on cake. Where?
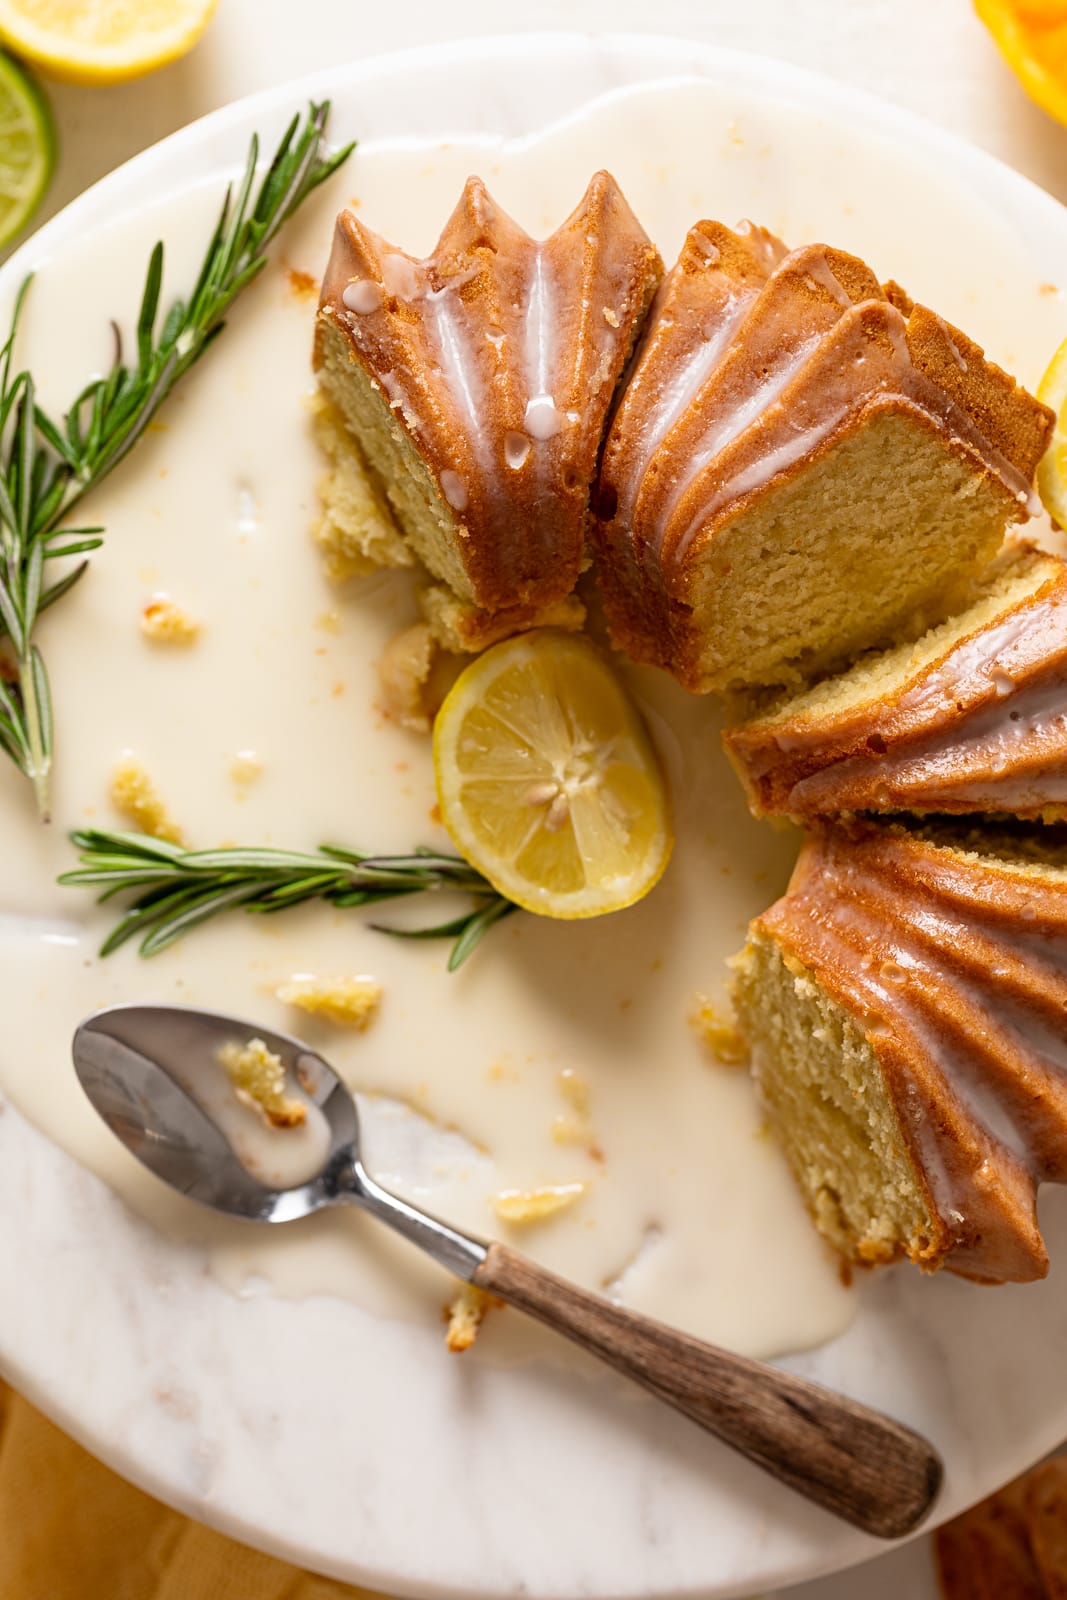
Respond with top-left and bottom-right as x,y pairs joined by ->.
315,171 -> 662,634
733,819 -> 1067,1284
726,545 -> 1067,822
604,220 -> 787,554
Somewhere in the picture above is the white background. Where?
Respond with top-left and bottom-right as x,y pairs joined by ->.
27,2 -> 1067,1596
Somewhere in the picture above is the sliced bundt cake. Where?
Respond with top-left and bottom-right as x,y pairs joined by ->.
724,542 -> 1067,822
315,172 -> 662,646
595,234 -> 1054,693
732,817 -> 1067,1284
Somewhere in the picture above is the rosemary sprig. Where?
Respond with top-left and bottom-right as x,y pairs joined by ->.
59,830 -> 518,972
0,101 -> 354,820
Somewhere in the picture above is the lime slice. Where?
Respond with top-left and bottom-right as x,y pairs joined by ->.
0,54 -> 53,248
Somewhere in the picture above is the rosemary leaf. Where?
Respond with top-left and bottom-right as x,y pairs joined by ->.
446,898 -> 520,971
0,102 -> 354,819
60,829 -> 516,971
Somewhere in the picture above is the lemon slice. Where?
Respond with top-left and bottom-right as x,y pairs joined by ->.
1037,335 -> 1067,527
976,0 -> 1067,125
0,0 -> 219,85
0,54 -> 53,247
433,630 -> 672,920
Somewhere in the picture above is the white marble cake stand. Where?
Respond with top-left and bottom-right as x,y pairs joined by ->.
3,32 -> 1067,1600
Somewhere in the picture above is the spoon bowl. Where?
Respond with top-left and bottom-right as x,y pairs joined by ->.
75,1004 -> 358,1223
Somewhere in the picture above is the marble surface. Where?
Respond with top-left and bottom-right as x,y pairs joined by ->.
2,13 -> 1067,1600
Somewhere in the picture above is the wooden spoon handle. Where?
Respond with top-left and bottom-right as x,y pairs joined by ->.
472,1242 -> 941,1539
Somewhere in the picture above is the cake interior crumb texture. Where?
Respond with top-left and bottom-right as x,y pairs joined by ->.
685,408 -> 1017,692
741,541 -> 1057,728
311,392 -> 412,581
731,932 -> 936,1266
317,325 -> 472,597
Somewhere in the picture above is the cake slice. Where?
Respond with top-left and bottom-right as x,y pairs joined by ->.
732,817 -> 1067,1284
314,171 -> 662,637
596,219 -> 786,646
596,230 -> 1054,694
725,542 -> 1067,822
626,242 -> 886,586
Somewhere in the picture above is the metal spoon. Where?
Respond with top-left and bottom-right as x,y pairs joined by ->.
73,1003 -> 941,1539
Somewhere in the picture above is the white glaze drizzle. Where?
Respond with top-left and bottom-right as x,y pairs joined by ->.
801,252 -> 854,309
522,247 -> 562,450
504,430 -> 531,469
934,313 -> 969,372
525,394 -> 563,440
343,279 -> 383,314
439,468 -> 469,511
381,253 -> 423,300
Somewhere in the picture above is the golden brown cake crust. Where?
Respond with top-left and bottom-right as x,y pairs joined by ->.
754,819 -> 1067,1284
725,549 -> 1067,821
594,218 -> 787,660
315,172 -> 662,615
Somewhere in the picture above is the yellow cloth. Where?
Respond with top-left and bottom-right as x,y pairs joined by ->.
0,1385 -> 387,1600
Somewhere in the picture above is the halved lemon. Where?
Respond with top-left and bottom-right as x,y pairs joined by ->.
1036,335 -> 1067,527
0,0 -> 219,86
433,630 -> 673,920
976,0 -> 1067,125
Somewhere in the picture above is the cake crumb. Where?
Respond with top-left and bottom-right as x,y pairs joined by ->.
552,1067 -> 599,1154
551,1115 -> 585,1146
219,1037 -> 306,1129
558,1068 -> 589,1114
493,1182 -> 587,1225
691,996 -> 748,1066
420,580 -> 585,654
230,751 -> 263,791
602,306 -> 620,328
286,266 -> 318,300
444,1283 -> 499,1353
141,595 -> 200,645
275,975 -> 382,1030
110,758 -> 183,844
377,621 -> 437,733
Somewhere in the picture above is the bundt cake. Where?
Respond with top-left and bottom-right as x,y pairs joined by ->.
595,230 -> 1054,693
315,172 -> 662,646
724,541 -> 1067,823
731,816 -> 1067,1284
